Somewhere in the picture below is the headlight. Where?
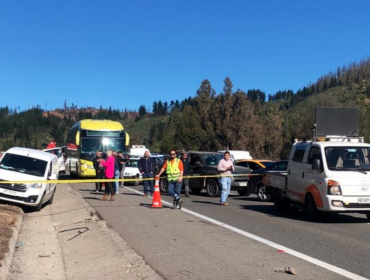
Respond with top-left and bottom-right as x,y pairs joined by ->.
30,183 -> 42,189
82,164 -> 95,170
328,180 -> 342,195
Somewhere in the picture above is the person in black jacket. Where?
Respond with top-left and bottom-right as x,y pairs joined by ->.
138,151 -> 156,196
93,151 -> 104,193
181,151 -> 191,197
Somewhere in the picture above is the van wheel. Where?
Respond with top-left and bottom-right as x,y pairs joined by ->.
237,189 -> 251,196
273,190 -> 290,211
35,192 -> 45,212
48,188 -> 56,205
305,194 -> 319,221
257,184 -> 271,202
134,175 -> 139,186
160,177 -> 168,193
206,179 -> 220,197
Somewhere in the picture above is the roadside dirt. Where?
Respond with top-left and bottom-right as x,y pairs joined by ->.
0,204 -> 22,269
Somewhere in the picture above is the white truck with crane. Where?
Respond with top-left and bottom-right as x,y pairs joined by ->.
264,108 -> 370,220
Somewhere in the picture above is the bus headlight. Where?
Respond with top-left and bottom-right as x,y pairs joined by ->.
328,180 -> 342,195
82,164 -> 95,170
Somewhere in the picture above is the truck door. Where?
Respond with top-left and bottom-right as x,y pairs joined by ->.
287,144 -> 308,202
189,155 -> 204,188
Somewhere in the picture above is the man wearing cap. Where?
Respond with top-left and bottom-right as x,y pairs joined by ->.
181,151 -> 191,197
93,151 -> 104,193
158,150 -> 184,209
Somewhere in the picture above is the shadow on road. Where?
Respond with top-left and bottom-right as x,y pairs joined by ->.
191,200 -> 220,205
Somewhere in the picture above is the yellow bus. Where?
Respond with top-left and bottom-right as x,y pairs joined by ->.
66,119 -> 130,177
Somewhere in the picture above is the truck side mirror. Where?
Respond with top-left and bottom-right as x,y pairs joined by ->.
312,158 -> 322,172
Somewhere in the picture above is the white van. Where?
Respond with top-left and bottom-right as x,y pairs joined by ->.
0,147 -> 59,211
218,150 -> 253,161
43,147 -> 66,174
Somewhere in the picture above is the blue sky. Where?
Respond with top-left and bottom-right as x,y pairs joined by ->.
0,0 -> 369,112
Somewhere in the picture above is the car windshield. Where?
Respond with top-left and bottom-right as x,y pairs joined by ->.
126,159 -> 139,167
44,149 -> 62,158
81,138 -> 125,161
201,154 -> 224,166
325,147 -> 370,171
0,153 -> 47,177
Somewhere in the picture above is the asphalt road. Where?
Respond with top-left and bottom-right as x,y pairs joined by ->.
68,178 -> 370,280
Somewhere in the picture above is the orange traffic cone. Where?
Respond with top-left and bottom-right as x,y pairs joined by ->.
150,175 -> 162,209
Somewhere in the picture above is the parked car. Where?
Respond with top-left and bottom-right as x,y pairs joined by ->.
124,158 -> 142,186
43,147 -> 66,174
0,147 -> 59,211
236,159 -> 274,170
247,160 -> 288,202
165,151 -> 251,197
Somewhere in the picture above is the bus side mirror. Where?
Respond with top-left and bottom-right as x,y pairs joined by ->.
312,158 -> 322,172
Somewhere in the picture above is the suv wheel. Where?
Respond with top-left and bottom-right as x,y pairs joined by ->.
160,177 -> 168,193
257,184 -> 271,202
206,179 -> 220,197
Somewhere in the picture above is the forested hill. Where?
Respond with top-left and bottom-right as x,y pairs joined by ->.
1,58 -> 370,159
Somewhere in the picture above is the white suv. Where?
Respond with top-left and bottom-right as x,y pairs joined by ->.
0,147 -> 59,211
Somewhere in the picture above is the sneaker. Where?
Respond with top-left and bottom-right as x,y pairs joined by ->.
220,202 -> 229,206
177,198 -> 184,209
172,200 -> 177,209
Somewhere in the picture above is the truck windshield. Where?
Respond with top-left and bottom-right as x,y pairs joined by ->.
325,147 -> 370,171
0,153 -> 47,177
81,138 -> 125,161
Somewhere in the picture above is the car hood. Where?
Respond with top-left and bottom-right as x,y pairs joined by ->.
124,167 -> 139,172
0,169 -> 45,182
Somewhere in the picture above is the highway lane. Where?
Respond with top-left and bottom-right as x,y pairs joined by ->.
69,180 -> 370,279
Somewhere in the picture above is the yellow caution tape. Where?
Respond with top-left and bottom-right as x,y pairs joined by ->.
0,173 -> 269,185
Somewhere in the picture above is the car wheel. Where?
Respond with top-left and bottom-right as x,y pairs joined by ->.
257,184 -> 272,202
273,190 -> 290,211
134,175 -> 139,186
206,179 -> 220,197
160,177 -> 168,193
48,188 -> 56,205
35,192 -> 46,212
237,189 -> 251,196
191,188 -> 202,195
305,194 -> 319,221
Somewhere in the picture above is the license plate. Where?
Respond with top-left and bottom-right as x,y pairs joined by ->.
3,189 -> 17,196
358,198 -> 370,203
238,182 -> 248,187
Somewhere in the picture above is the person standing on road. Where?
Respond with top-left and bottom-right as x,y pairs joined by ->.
93,151 -> 104,193
100,150 -> 115,201
181,151 -> 191,197
139,151 -> 156,196
217,151 -> 234,206
158,150 -> 184,209
118,151 -> 128,187
113,150 -> 120,194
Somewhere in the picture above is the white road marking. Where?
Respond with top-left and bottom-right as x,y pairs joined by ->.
124,187 -> 368,280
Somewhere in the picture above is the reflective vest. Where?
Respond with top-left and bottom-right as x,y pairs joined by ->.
166,158 -> 181,181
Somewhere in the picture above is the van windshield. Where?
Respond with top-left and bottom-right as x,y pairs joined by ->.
0,153 -> 48,177
325,147 -> 370,171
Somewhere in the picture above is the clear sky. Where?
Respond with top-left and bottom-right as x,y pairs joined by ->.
0,0 -> 369,112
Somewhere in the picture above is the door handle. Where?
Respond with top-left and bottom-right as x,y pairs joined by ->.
302,172 -> 305,178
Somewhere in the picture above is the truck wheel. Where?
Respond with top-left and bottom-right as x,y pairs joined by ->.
206,179 -> 220,197
48,188 -> 56,205
191,188 -> 202,195
35,192 -> 46,212
305,194 -> 319,221
160,177 -> 168,193
257,184 -> 271,202
273,190 -> 290,211
237,189 -> 251,196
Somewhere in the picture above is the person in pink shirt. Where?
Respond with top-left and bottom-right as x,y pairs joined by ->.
217,151 -> 235,206
100,150 -> 115,201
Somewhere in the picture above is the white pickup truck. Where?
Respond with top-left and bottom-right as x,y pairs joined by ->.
264,138 -> 370,220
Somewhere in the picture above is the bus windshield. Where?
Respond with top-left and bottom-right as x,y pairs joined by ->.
81,138 -> 125,161
325,147 -> 370,171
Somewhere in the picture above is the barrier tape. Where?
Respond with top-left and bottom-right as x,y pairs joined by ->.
0,172 -> 286,185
